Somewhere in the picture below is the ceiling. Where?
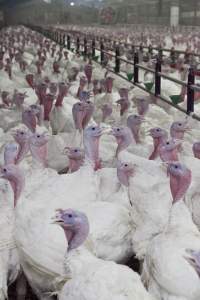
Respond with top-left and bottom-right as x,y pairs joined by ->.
0,0 -> 32,8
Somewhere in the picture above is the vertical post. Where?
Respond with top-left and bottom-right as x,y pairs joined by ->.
63,34 -> 65,46
139,43 -> 143,53
100,41 -> 104,65
115,45 -> 120,73
67,35 -> 71,50
187,67 -> 195,114
92,39 -> 96,59
84,37 -> 87,58
76,37 -> 80,53
134,52 -> 139,84
158,45 -> 163,61
148,44 -> 153,56
155,59 -> 161,96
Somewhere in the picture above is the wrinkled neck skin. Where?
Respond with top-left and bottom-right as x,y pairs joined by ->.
137,102 -> 149,116
22,112 -> 37,133
26,75 -> 35,89
170,130 -> 185,151
7,173 -> 25,207
43,100 -> 53,121
84,137 -> 101,171
74,111 -> 85,131
82,108 -> 94,130
159,148 -> 179,162
170,129 -> 185,140
69,158 -> 83,173
149,136 -> 166,160
29,143 -> 48,168
16,141 -> 30,164
130,124 -> 141,144
117,169 -> 130,187
170,171 -> 191,203
64,222 -> 89,251
55,93 -> 64,107
115,135 -> 132,158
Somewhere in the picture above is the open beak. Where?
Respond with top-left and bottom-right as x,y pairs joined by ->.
51,215 -> 64,225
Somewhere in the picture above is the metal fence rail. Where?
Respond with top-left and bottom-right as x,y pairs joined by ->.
26,24 -> 200,122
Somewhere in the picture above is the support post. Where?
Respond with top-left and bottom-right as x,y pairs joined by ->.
115,46 -> 120,73
134,52 -> 139,83
155,59 -> 161,96
187,67 -> 195,114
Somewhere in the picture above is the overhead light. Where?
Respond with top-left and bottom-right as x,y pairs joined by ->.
70,2 -> 75,6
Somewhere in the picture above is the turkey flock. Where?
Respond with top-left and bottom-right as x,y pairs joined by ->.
0,25 -> 200,300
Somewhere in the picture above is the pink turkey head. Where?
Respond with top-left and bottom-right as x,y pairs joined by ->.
68,67 -> 79,82
127,114 -> 144,144
72,101 -> 94,131
159,139 -> 181,162
117,161 -> 134,187
116,98 -> 130,116
167,162 -> 192,204
35,60 -> 42,75
64,147 -> 85,173
135,98 -> 149,116
25,74 -> 35,89
193,142 -> 200,159
53,209 -> 89,251
170,121 -> 189,140
1,91 -> 10,107
55,82 -> 69,107
29,132 -> 49,167
72,102 -> 86,131
13,129 -> 30,164
83,125 -> 104,170
111,126 -> 133,157
105,76 -> 114,93
43,93 -> 55,121
35,82 -> 48,105
64,51 -> 68,60
119,88 -> 129,100
53,61 -> 60,73
4,143 -> 19,165
49,82 -> 58,96
149,127 -> 168,160
93,79 -> 99,95
30,104 -> 44,125
101,103 -> 113,122
13,91 -> 27,109
84,64 -> 93,84
22,108 -> 37,132
0,164 -> 25,207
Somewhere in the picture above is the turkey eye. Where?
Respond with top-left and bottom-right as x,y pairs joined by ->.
117,128 -> 120,131
3,168 -> 7,172
74,149 -> 78,153
68,214 -> 72,218
20,132 -> 24,135
37,135 -> 40,138
78,103 -> 81,106
156,129 -> 160,132
166,142 -> 170,145
175,165 -> 178,169
92,127 -> 96,131
178,123 -> 182,126
124,164 -> 128,167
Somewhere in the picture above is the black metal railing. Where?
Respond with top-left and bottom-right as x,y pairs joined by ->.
26,24 -> 200,122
